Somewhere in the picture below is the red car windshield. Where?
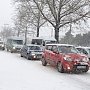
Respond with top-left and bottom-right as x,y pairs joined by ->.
58,46 -> 79,54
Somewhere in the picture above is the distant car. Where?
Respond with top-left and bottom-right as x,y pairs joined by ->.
20,44 -> 43,60
41,44 -> 89,73
0,41 -> 5,50
6,37 -> 23,53
76,47 -> 90,60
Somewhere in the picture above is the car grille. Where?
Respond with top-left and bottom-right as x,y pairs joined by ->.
16,48 -> 21,51
36,54 -> 42,58
73,65 -> 89,72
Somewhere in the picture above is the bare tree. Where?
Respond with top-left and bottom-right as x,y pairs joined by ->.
13,1 -> 32,44
13,0 -> 46,37
26,0 -> 47,37
0,25 -> 15,41
32,0 -> 90,42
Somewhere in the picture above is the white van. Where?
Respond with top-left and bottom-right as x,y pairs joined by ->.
6,37 -> 23,53
31,37 -> 57,46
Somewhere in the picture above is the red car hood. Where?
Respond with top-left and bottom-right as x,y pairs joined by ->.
64,53 -> 87,61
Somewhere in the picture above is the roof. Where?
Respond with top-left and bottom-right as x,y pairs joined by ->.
32,37 -> 57,41
26,44 -> 41,47
46,43 -> 74,46
76,46 -> 90,49
7,37 -> 23,40
0,41 -> 4,42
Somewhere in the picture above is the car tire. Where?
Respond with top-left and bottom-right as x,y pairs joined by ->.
6,48 -> 9,51
11,50 -> 13,53
84,67 -> 89,73
41,57 -> 47,66
21,54 -> 23,57
26,54 -> 30,60
2,48 -> 5,50
57,62 -> 64,73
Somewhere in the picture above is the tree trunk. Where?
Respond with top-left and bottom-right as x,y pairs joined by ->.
55,27 -> 59,42
37,27 -> 39,37
24,27 -> 27,45
17,29 -> 20,37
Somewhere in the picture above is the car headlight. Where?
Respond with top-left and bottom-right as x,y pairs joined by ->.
2,45 -> 4,47
31,53 -> 35,56
82,57 -> 89,62
13,47 -> 16,49
64,56 -> 72,61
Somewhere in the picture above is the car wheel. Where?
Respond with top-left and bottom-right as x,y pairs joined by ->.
26,54 -> 30,60
11,50 -> 13,53
6,48 -> 9,51
21,53 -> 23,57
57,62 -> 64,73
41,57 -> 47,66
84,67 -> 89,73
2,48 -> 5,50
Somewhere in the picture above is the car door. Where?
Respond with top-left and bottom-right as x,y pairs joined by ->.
44,45 -> 52,62
49,45 -> 58,65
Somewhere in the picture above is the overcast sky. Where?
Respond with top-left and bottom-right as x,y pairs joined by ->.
0,0 -> 14,30
0,0 -> 90,38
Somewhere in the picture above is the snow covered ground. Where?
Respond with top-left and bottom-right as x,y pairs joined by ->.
0,50 -> 90,90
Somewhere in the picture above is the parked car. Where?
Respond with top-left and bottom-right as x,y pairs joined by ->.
76,47 -> 90,60
6,37 -> 23,53
20,44 -> 43,60
41,44 -> 89,73
0,41 -> 5,50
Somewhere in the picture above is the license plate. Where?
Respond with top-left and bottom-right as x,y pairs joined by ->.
77,66 -> 86,69
37,56 -> 42,58
80,62 -> 88,65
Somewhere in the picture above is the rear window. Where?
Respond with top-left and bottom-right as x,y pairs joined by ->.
13,40 -> 23,45
31,39 -> 43,45
29,46 -> 41,50
58,46 -> 79,53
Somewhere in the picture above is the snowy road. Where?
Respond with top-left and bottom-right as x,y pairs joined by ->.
0,51 -> 90,90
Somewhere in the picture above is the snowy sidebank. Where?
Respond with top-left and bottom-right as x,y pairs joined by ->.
0,51 -> 90,90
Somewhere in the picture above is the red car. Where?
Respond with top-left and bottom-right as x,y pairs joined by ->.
41,44 -> 89,73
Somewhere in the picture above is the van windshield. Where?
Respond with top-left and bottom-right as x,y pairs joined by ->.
29,46 -> 41,50
58,46 -> 79,53
31,39 -> 43,45
13,40 -> 23,45
45,41 -> 56,44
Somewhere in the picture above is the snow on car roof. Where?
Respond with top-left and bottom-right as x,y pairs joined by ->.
7,37 -> 23,40
76,46 -> 90,49
26,44 -> 41,47
0,41 -> 4,42
32,37 -> 57,41
46,43 -> 74,46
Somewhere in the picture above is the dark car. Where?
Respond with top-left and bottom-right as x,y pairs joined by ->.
41,44 -> 89,73
76,47 -> 90,60
0,41 -> 5,50
20,44 -> 43,60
